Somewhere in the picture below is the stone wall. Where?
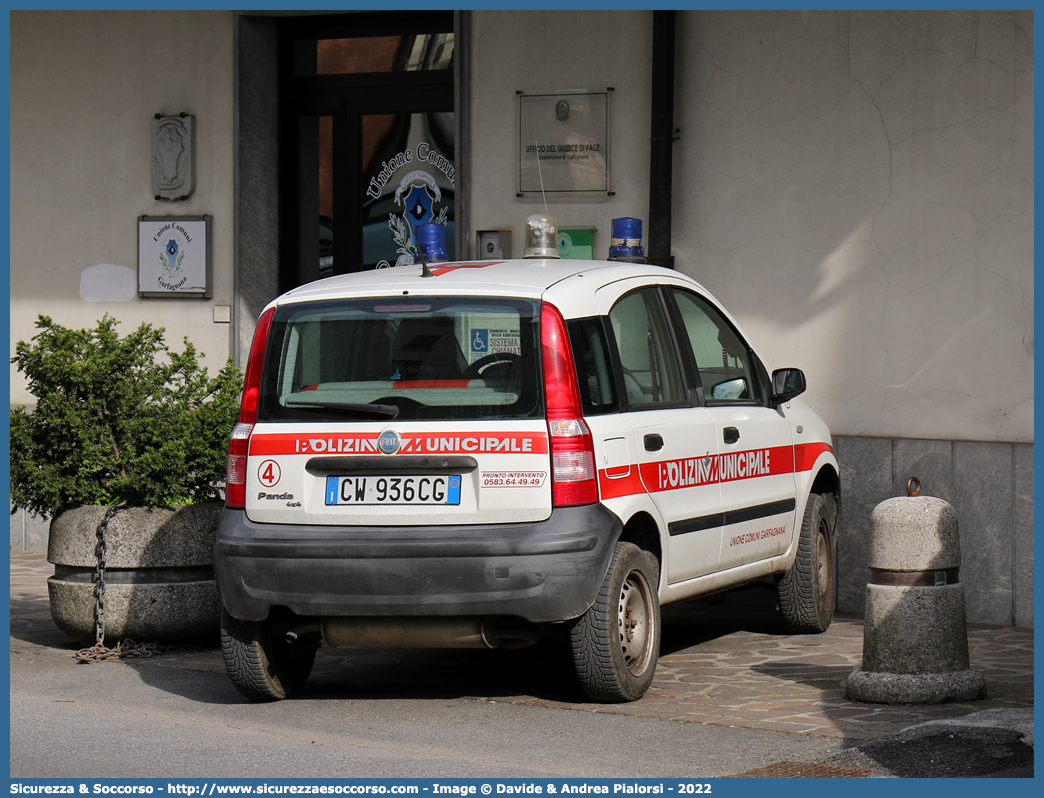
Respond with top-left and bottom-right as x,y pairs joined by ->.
10,509 -> 50,554
836,436 -> 1033,627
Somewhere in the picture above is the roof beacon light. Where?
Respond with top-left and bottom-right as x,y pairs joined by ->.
416,223 -> 449,264
523,214 -> 560,259
608,217 -> 647,263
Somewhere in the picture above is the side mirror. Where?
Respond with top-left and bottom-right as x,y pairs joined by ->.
770,368 -> 805,408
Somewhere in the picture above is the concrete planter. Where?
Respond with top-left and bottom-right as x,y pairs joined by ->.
47,502 -> 223,644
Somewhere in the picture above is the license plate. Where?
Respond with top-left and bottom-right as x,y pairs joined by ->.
325,475 -> 461,506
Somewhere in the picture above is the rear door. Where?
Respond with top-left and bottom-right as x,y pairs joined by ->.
245,294 -> 552,527
595,280 -> 725,583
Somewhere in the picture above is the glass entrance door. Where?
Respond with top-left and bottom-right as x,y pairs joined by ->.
280,14 -> 455,291
361,111 -> 456,270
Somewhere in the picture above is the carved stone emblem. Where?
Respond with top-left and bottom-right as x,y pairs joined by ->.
152,115 -> 194,201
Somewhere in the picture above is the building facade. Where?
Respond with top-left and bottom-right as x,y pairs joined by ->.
9,10 -> 1033,625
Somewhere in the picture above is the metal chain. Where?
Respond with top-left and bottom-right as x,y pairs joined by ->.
74,503 -> 164,664
93,503 -> 115,645
75,638 -> 164,663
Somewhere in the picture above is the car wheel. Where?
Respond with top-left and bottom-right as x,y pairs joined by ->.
777,493 -> 836,633
220,608 -> 316,701
570,542 -> 661,702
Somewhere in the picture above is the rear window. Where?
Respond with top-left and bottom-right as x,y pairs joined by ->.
258,296 -> 542,422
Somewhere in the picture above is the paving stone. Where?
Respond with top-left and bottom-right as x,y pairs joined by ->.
9,551 -> 1033,740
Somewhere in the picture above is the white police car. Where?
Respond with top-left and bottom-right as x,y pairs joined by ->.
215,217 -> 840,703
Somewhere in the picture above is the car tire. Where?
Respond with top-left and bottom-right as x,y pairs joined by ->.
220,608 -> 316,701
777,493 -> 836,633
570,542 -> 661,703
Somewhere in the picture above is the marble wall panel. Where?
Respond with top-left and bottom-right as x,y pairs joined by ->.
836,436 -> 893,615
953,441 -> 1014,624
9,508 -> 49,553
894,438 -> 953,502
1013,443 -> 1034,626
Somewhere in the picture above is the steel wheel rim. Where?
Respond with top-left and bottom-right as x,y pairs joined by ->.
816,518 -> 831,598
618,569 -> 654,675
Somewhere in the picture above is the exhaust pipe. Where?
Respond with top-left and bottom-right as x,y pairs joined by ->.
318,616 -> 539,650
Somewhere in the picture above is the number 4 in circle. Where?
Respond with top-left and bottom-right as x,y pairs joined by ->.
259,460 -> 281,488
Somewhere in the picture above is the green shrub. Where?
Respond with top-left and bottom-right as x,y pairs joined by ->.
10,315 -> 243,518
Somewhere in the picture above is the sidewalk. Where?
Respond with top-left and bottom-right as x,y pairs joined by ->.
11,549 -> 1034,747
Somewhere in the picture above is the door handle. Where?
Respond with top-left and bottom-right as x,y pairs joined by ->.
723,427 -> 740,445
644,433 -> 664,452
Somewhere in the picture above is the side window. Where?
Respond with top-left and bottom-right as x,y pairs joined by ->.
671,289 -> 757,404
607,289 -> 684,407
567,316 -> 617,415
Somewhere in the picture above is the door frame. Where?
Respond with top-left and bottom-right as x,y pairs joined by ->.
277,12 -> 458,292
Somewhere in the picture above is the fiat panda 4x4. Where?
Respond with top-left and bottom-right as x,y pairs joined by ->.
215,229 -> 840,703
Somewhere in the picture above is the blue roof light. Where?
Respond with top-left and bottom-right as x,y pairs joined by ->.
608,217 -> 646,262
416,223 -> 449,264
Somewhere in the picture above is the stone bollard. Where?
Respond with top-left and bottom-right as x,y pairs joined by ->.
47,502 -> 223,644
844,478 -> 986,704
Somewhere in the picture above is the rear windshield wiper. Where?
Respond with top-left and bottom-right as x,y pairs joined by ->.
288,400 -> 400,418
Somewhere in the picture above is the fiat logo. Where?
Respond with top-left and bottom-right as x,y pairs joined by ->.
377,429 -> 402,455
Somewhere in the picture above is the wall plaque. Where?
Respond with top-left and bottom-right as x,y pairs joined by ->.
518,90 -> 611,194
152,114 -> 195,201
138,215 -> 211,298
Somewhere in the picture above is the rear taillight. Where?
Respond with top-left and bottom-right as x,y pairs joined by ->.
225,423 -> 253,509
226,308 -> 274,509
541,302 -> 598,506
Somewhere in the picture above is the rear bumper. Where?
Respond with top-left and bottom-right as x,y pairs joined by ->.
214,505 -> 622,623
